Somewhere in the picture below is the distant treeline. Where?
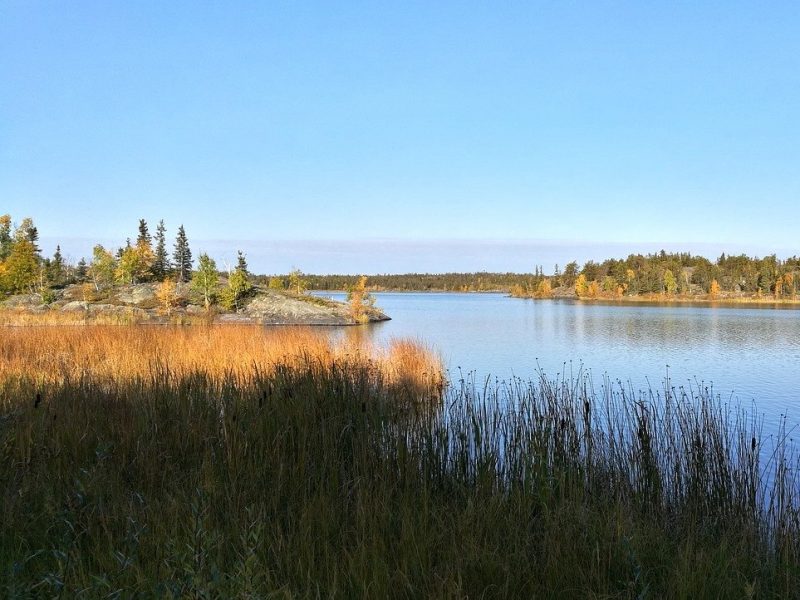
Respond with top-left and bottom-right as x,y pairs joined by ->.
256,272 -> 534,292
260,251 -> 800,298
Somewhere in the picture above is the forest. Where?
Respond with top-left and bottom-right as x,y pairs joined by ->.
3,213 -> 800,301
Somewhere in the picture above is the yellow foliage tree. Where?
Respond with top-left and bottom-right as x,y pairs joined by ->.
587,280 -> 600,298
288,269 -> 307,296
575,274 -> 588,298
709,279 -> 721,299
536,279 -> 552,298
774,275 -> 784,299
785,272 -> 795,297
156,278 -> 178,315
347,275 -> 374,324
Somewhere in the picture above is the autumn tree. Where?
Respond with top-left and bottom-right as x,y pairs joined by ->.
173,225 -> 193,283
536,279 -> 552,298
575,274 -> 588,298
14,217 -> 40,252
625,268 -> 637,295
785,272 -> 795,297
663,269 -> 677,295
0,240 -> 39,293
115,246 -> 139,284
220,268 -> 251,311
90,245 -> 117,290
602,276 -> 616,294
192,253 -> 218,310
156,278 -> 178,314
346,275 -> 374,323
288,269 -> 307,296
709,279 -> 721,299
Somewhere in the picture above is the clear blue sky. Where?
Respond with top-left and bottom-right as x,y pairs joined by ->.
2,1 -> 799,273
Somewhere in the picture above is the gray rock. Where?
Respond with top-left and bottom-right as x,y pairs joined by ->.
116,285 -> 156,305
62,301 -> 89,312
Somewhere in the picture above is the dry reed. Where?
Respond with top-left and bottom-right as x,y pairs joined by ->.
0,325 -> 444,399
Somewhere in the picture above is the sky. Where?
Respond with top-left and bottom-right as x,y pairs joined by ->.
2,1 -> 799,274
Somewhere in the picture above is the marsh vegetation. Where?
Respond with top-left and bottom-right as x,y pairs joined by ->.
1,327 -> 799,597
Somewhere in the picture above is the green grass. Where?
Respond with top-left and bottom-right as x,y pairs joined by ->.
1,363 -> 799,597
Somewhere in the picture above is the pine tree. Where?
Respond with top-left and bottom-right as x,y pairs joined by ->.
173,225 -> 193,283
153,220 -> 170,280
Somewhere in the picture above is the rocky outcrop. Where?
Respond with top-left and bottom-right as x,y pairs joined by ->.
1,284 -> 390,326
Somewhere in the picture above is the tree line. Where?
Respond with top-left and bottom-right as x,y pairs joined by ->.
0,215 -> 195,294
0,215 -> 255,310
280,272 -> 534,292
514,251 -> 800,299
4,214 -> 798,302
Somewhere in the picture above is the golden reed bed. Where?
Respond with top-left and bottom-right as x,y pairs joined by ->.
0,326 -> 445,397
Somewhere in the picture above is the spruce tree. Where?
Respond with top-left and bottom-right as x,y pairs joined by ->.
0,214 -> 11,261
236,250 -> 249,279
50,245 -> 64,285
75,258 -> 88,282
173,225 -> 193,282
153,220 -> 170,280
137,219 -> 151,247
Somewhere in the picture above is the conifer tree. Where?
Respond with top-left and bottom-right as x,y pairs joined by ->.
153,220 -> 170,280
0,215 -> 12,261
137,219 -> 151,247
236,250 -> 249,279
75,258 -> 88,282
173,225 -> 193,282
49,245 -> 65,286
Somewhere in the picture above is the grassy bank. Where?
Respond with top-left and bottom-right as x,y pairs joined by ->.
1,328 -> 799,597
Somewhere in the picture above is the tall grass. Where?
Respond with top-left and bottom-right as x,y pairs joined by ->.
1,328 -> 799,597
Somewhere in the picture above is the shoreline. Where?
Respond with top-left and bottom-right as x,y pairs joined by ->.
510,292 -> 800,309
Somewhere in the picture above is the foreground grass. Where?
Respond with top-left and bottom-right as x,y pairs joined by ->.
1,329 -> 799,597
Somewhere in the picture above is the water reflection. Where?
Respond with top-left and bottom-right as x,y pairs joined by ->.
314,292 -> 800,427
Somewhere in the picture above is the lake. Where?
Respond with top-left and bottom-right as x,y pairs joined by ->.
317,292 -> 800,428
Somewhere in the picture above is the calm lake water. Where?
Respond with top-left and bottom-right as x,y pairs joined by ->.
317,292 -> 800,428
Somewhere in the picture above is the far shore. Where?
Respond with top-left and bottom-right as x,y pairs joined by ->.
511,292 -> 800,309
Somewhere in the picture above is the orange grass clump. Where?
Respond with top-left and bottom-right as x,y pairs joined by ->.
0,326 -> 445,398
